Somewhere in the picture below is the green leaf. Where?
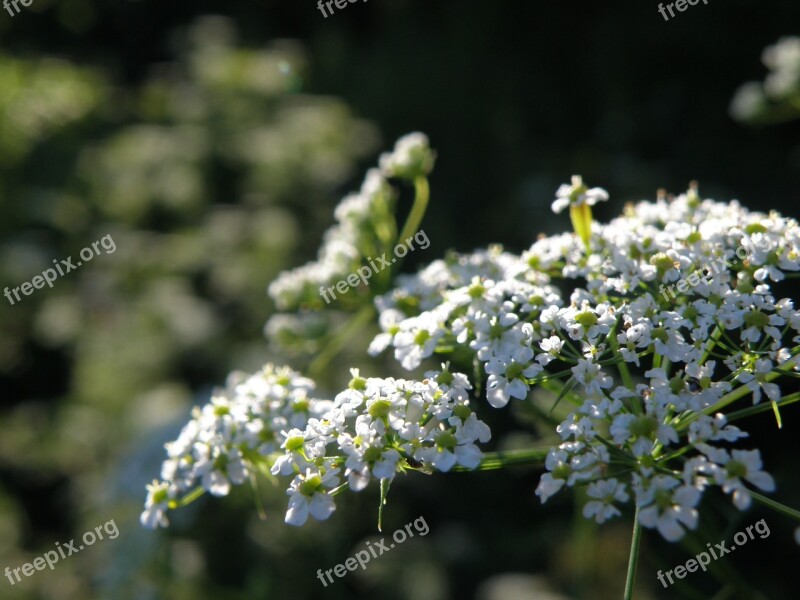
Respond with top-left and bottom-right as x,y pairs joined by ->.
546,376 -> 579,415
570,202 -> 593,249
377,477 -> 392,532
771,399 -> 783,429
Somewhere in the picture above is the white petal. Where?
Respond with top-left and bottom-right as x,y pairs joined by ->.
285,495 -> 309,526
308,493 -> 336,521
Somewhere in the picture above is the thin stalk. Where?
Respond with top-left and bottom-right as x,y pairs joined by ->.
168,486 -> 204,509
397,176 -> 430,245
450,447 -> 550,472
750,490 -> 800,522
308,304 -> 375,377
725,391 -> 800,422
676,370 -> 782,431
609,322 -> 639,414
623,505 -> 643,600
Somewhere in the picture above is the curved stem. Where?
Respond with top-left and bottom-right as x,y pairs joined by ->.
397,176 -> 430,245
624,505 -> 643,600
308,304 -> 376,377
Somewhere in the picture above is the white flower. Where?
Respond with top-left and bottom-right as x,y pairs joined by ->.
701,447 -> 775,510
379,132 -> 435,179
583,478 -> 629,523
451,412 -> 492,444
636,475 -> 700,542
140,481 -> 171,529
285,467 -> 340,526
688,414 -> 747,444
571,358 -> 613,397
535,449 -> 571,503
610,401 -> 678,457
485,346 -> 542,408
392,313 -> 444,370
738,358 -> 781,404
551,175 -> 609,214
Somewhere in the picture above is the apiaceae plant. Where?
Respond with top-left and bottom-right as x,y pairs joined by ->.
142,133 -> 800,597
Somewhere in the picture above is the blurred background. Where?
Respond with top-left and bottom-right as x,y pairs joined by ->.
1,1 -> 799,599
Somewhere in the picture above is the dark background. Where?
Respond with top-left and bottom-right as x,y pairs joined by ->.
1,1 -> 799,599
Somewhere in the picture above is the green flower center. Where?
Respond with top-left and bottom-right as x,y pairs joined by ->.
726,460 -> 748,479
285,436 -> 305,452
744,310 -> 769,329
364,446 -> 384,463
436,431 -> 457,450
299,475 -> 323,496
369,399 -> 392,419
575,311 -> 598,328
453,405 -> 472,420
552,463 -> 571,480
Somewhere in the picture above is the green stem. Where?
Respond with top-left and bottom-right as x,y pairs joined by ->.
450,447 -> 550,472
397,176 -> 430,245
540,378 -> 584,408
168,486 -> 205,509
700,326 -> 723,365
750,490 -> 800,522
308,304 -> 375,377
676,370 -> 782,431
623,505 -> 643,600
609,321 -> 639,414
725,391 -> 800,422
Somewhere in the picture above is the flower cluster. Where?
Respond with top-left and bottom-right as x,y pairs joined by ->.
731,36 -> 800,124
275,365 -> 489,525
142,362 -> 490,528
266,167 -> 395,312
267,132 -> 434,313
143,132 -> 800,549
141,364 -> 330,528
367,179 -> 800,541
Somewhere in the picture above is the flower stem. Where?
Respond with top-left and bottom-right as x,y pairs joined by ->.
623,505 -> 643,600
749,490 -> 800,522
450,447 -> 550,471
168,486 -> 205,509
675,369 -> 782,431
397,176 -> 430,245
308,304 -> 375,377
609,321 -> 639,414
725,390 -> 800,422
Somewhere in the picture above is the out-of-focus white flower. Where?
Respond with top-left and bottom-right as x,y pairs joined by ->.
583,478 -> 629,523
141,481 -> 171,529
379,132 -> 435,179
551,175 -> 609,214
636,475 -> 700,542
